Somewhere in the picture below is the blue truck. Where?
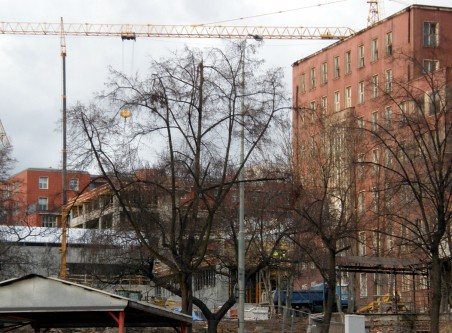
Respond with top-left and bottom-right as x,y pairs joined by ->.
273,284 -> 348,314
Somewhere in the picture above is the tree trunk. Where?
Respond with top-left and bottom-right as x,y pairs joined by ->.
180,273 -> 194,333
206,318 -> 219,333
430,251 -> 441,333
321,250 -> 337,333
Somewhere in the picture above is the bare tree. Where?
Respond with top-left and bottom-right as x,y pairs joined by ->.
291,105 -> 358,333
358,52 -> 451,332
68,42 -> 289,332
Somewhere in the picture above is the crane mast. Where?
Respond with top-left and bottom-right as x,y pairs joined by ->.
0,21 -> 354,40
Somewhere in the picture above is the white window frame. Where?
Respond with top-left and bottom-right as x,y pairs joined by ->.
385,31 -> 393,56
372,111 -> 379,131
358,81 -> 365,103
333,56 -> 340,78
310,67 -> 316,89
321,96 -> 328,115
358,191 -> 365,214
345,50 -> 351,74
359,231 -> 367,256
371,38 -> 379,62
69,178 -> 79,191
39,177 -> 49,189
385,106 -> 392,128
423,59 -> 439,73
345,86 -> 352,108
358,44 -> 365,68
38,197 -> 48,211
334,91 -> 340,112
372,75 -> 379,98
42,214 -> 57,228
321,62 -> 328,84
310,101 -> 316,123
301,73 -> 306,93
385,69 -> 393,93
423,22 -> 439,47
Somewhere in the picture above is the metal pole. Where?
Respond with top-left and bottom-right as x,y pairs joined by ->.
238,38 -> 246,333
59,17 -> 68,279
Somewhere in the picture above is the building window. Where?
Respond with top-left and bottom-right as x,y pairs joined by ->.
321,96 -> 328,115
194,269 -> 216,291
358,117 -> 365,138
372,111 -> 379,131
38,197 -> 48,211
423,59 -> 439,73
310,101 -> 316,123
358,44 -> 365,68
345,86 -> 352,108
345,50 -> 351,74
387,234 -> 394,254
426,90 -> 441,116
371,38 -> 379,62
358,154 -> 365,178
310,67 -> 316,89
385,69 -> 393,93
372,186 -> 379,210
402,274 -> 412,291
358,81 -> 365,103
301,73 -> 306,93
321,62 -> 328,84
69,178 -> 79,191
358,191 -> 365,215
359,231 -> 367,256
385,106 -> 392,128
42,215 -> 57,228
333,56 -> 340,78
334,91 -> 340,112
385,31 -> 393,55
371,75 -> 379,98
372,149 -> 380,175
360,273 -> 368,297
39,177 -> 49,189
423,22 -> 439,47
419,275 -> 428,290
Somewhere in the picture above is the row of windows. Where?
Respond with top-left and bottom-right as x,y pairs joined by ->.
299,32 -> 394,92
300,69 -> 393,116
39,176 -> 79,191
299,21 -> 439,93
359,272 -> 427,298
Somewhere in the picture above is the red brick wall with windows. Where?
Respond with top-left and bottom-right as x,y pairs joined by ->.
4,168 -> 91,227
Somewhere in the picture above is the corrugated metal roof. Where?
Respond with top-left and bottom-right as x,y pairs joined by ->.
0,274 -> 192,329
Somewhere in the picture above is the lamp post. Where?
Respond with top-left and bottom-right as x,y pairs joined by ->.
238,34 -> 262,333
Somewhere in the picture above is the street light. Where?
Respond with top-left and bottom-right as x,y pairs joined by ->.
238,34 -> 262,333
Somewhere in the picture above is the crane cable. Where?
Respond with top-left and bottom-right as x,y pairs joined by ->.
198,0 -> 348,26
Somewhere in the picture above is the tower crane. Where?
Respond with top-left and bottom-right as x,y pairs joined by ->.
367,0 -> 385,26
0,21 -> 354,40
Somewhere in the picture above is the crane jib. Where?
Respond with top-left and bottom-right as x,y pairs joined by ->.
0,22 -> 354,40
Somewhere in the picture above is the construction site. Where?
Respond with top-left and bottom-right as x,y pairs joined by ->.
1,0 -> 452,332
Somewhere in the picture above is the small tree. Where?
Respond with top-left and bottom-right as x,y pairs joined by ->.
291,105 -> 358,333
358,53 -> 451,332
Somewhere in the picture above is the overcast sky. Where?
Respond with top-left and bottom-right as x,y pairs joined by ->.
1,0 -> 450,175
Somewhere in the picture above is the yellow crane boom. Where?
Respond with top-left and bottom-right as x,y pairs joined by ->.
0,21 -> 354,40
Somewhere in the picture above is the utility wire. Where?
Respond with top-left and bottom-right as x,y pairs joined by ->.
197,0 -> 348,26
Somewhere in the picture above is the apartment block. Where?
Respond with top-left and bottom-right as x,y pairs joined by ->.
292,5 -> 452,312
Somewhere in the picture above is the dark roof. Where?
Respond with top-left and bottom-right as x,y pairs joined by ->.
336,256 -> 428,275
0,274 -> 192,330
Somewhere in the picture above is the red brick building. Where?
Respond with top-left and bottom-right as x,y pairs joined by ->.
2,168 -> 91,227
292,4 -> 452,312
